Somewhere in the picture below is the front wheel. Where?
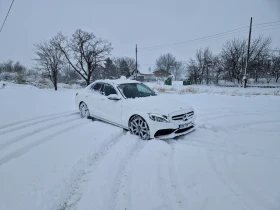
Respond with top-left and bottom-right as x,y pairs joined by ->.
129,115 -> 150,140
79,102 -> 90,119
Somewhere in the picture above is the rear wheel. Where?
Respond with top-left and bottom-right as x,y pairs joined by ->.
79,102 -> 90,119
129,115 -> 150,140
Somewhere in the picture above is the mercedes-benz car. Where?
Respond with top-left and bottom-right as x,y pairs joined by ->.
75,77 -> 196,140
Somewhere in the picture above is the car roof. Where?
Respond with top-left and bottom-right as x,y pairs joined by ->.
92,78 -> 141,86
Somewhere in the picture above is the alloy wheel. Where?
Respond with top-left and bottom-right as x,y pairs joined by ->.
79,102 -> 90,118
129,116 -> 150,140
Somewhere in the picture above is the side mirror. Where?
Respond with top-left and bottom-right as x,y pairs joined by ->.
107,94 -> 121,100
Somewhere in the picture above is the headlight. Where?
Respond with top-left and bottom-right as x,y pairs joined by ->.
149,113 -> 170,123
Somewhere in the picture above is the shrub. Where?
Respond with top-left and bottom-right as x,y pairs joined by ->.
183,79 -> 191,86
0,72 -> 17,81
154,87 -> 168,93
165,77 -> 172,85
170,87 -> 177,92
178,87 -> 198,94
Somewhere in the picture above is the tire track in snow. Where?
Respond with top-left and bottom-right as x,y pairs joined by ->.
222,134 -> 272,209
0,119 -> 90,166
57,130 -> 126,210
177,140 -> 280,161
168,146 -> 187,210
110,138 -> 146,210
0,112 -> 78,135
0,115 -> 80,151
228,119 -> 280,130
161,140 -> 188,210
198,112 -> 260,121
207,150 -> 254,210
178,133 -> 279,209
0,110 -> 75,130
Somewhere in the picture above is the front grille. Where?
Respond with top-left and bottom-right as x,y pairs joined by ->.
154,129 -> 175,137
172,111 -> 194,121
174,125 -> 194,134
172,114 -> 185,120
187,111 -> 194,116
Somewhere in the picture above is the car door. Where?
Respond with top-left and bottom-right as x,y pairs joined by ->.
87,82 -> 104,118
99,83 -> 122,125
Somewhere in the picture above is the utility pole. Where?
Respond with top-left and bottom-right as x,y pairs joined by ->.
135,44 -> 138,80
244,17 -> 252,88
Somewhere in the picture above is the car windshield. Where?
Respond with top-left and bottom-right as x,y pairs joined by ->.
118,83 -> 156,98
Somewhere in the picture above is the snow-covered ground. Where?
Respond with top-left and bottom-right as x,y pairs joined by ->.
0,83 -> 280,210
147,81 -> 280,96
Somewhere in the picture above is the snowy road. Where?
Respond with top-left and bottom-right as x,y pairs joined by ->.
0,85 -> 280,210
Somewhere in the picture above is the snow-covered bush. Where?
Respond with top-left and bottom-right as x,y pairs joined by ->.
0,72 -> 18,81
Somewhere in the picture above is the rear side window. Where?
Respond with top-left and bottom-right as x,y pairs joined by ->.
90,83 -> 102,92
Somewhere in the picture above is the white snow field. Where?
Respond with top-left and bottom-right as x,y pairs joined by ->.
0,83 -> 280,210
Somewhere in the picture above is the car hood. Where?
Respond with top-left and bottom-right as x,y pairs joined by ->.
125,95 -> 192,115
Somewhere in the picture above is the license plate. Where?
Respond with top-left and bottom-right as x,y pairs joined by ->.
179,123 -> 190,129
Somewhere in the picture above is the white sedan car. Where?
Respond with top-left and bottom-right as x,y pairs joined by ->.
75,78 -> 196,140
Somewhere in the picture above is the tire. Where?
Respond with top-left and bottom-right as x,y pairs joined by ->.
129,115 -> 150,140
79,102 -> 90,119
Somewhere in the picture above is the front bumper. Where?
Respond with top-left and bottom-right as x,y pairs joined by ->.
148,114 -> 196,139
153,123 -> 195,139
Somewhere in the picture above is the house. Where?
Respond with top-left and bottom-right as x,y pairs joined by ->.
153,69 -> 172,81
130,67 -> 155,82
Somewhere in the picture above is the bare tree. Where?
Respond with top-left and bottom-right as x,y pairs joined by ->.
221,36 -> 271,84
185,35 -> 274,85
211,56 -> 224,85
34,37 -> 64,90
123,57 -> 137,74
170,61 -> 185,81
54,29 -> 113,85
193,47 -> 214,84
271,54 -> 280,83
187,58 -> 200,84
221,38 -> 247,84
155,53 -> 177,73
248,36 -> 271,82
113,57 -> 137,77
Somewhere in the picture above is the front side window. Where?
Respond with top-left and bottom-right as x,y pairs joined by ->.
101,84 -> 117,96
118,83 -> 156,99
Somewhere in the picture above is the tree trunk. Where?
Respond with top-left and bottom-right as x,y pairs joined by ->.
54,78 -> 58,91
206,67 -> 209,85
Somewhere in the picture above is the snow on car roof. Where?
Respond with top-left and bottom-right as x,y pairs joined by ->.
93,78 -> 141,85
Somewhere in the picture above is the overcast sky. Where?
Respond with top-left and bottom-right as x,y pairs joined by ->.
0,0 -> 279,70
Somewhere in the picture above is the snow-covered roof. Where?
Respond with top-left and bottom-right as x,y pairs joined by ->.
136,67 -> 154,75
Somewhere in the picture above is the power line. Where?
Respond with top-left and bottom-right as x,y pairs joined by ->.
139,20 -> 280,51
140,29 -> 250,51
253,26 -> 280,32
253,24 -> 280,31
139,26 -> 249,50
0,0 -> 15,35
253,20 -> 280,26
